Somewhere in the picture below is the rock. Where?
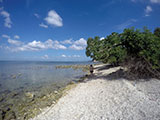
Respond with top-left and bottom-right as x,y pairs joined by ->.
18,73 -> 22,77
4,104 -> 13,111
11,75 -> 16,79
25,92 -> 35,99
1,110 -> 6,120
4,111 -> 16,120
54,91 -> 58,94
11,92 -> 18,98
68,81 -> 75,85
0,97 -> 4,102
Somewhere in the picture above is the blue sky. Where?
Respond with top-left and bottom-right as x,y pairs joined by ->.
0,0 -> 160,61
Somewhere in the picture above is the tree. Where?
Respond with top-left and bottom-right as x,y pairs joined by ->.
154,27 -> 160,38
85,27 -> 160,78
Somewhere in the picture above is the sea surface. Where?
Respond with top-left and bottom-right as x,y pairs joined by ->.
0,61 -> 92,92
0,61 -> 93,119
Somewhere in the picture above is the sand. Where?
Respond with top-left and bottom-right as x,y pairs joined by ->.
31,64 -> 160,120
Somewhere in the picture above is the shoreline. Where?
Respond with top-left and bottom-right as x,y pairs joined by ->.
32,64 -> 160,120
0,64 -> 90,120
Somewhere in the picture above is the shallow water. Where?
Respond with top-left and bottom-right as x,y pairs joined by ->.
0,61 -> 92,119
0,61 -> 91,92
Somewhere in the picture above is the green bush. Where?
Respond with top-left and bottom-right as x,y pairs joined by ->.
86,27 -> 160,78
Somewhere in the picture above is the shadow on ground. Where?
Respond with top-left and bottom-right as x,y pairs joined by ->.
85,64 -> 158,82
96,64 -> 114,71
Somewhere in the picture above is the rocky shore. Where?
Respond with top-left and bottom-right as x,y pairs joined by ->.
32,64 -> 160,120
0,64 -> 88,120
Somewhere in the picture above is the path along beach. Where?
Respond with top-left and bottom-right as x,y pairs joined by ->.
31,64 -> 160,120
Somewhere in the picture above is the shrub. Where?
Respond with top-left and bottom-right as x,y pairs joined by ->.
86,27 -> 160,78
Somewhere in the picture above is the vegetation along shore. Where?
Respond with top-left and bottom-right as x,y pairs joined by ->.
32,27 -> 160,120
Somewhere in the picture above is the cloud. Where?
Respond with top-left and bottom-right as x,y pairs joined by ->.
2,34 -> 10,39
145,5 -> 152,16
150,0 -> 160,3
74,38 -> 87,46
100,37 -> 105,40
116,19 -> 137,30
69,38 -> 87,50
73,55 -> 80,58
4,37 -> 87,52
14,35 -> 20,39
61,54 -> 80,58
2,34 -> 22,45
61,39 -> 72,44
0,10 -> 12,28
42,54 -> 49,59
130,0 -> 144,2
8,39 -> 23,46
45,10 -> 63,27
131,0 -> 160,4
0,0 -> 3,2
53,40 -> 67,49
39,23 -> 48,28
27,40 -> 47,49
6,39 -> 67,52
34,13 -> 40,18
61,54 -> 67,57
69,44 -> 84,50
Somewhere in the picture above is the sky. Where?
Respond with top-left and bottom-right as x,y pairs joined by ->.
0,0 -> 160,61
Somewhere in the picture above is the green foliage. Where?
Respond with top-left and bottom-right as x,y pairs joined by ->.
86,27 -> 160,78
86,33 -> 127,65
154,27 -> 160,38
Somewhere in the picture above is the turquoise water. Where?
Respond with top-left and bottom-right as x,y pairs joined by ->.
0,61 -> 92,92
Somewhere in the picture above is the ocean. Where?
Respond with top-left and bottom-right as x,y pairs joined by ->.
0,61 -> 92,92
0,61 -> 93,119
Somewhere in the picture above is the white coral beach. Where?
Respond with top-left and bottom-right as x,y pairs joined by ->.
31,64 -> 160,120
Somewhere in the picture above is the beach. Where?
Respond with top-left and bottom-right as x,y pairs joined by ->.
31,64 -> 160,120
0,61 -> 90,120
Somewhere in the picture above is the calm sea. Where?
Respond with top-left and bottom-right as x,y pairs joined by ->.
0,61 -> 94,119
0,61 -> 92,92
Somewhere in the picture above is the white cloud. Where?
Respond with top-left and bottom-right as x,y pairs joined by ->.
131,0 -> 160,3
69,44 -> 84,50
14,35 -> 20,39
145,5 -> 152,16
53,43 -> 67,50
0,0 -> 3,2
61,39 -> 72,44
34,13 -> 40,18
100,37 -> 105,40
74,38 -> 87,46
150,0 -> 160,3
42,54 -> 49,59
130,0 -> 145,2
39,23 -> 48,28
45,10 -> 63,27
27,40 -> 46,49
69,38 -> 87,50
61,54 -> 67,57
8,39 -> 22,46
6,39 -> 67,52
116,19 -> 137,30
73,55 -> 80,58
52,40 -> 67,49
61,54 -> 80,58
0,10 -> 12,28
2,34 -> 10,39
